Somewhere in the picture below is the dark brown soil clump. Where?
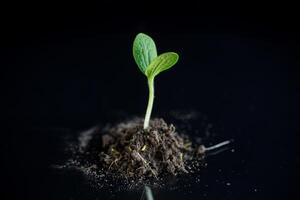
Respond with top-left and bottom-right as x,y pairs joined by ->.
100,118 -> 205,178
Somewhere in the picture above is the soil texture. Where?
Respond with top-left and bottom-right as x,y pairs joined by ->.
99,118 -> 205,178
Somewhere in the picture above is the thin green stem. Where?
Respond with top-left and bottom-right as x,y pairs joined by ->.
144,77 -> 154,129
145,186 -> 154,200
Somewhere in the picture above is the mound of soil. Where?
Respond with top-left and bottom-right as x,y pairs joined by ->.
99,118 -> 205,178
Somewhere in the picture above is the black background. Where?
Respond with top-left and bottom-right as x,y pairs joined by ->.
1,3 -> 299,200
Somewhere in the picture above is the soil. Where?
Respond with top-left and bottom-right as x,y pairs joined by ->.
98,118 -> 205,178
56,115 -> 231,191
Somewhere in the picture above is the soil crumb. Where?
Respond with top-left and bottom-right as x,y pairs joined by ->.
100,118 -> 204,178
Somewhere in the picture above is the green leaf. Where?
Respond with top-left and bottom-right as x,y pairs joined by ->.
133,33 -> 157,74
145,52 -> 179,78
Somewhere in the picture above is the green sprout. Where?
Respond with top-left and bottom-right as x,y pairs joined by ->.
140,186 -> 154,200
145,185 -> 154,200
133,33 -> 179,129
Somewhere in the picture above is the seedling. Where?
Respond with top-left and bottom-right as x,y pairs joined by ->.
133,33 -> 179,129
66,33 -> 233,188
